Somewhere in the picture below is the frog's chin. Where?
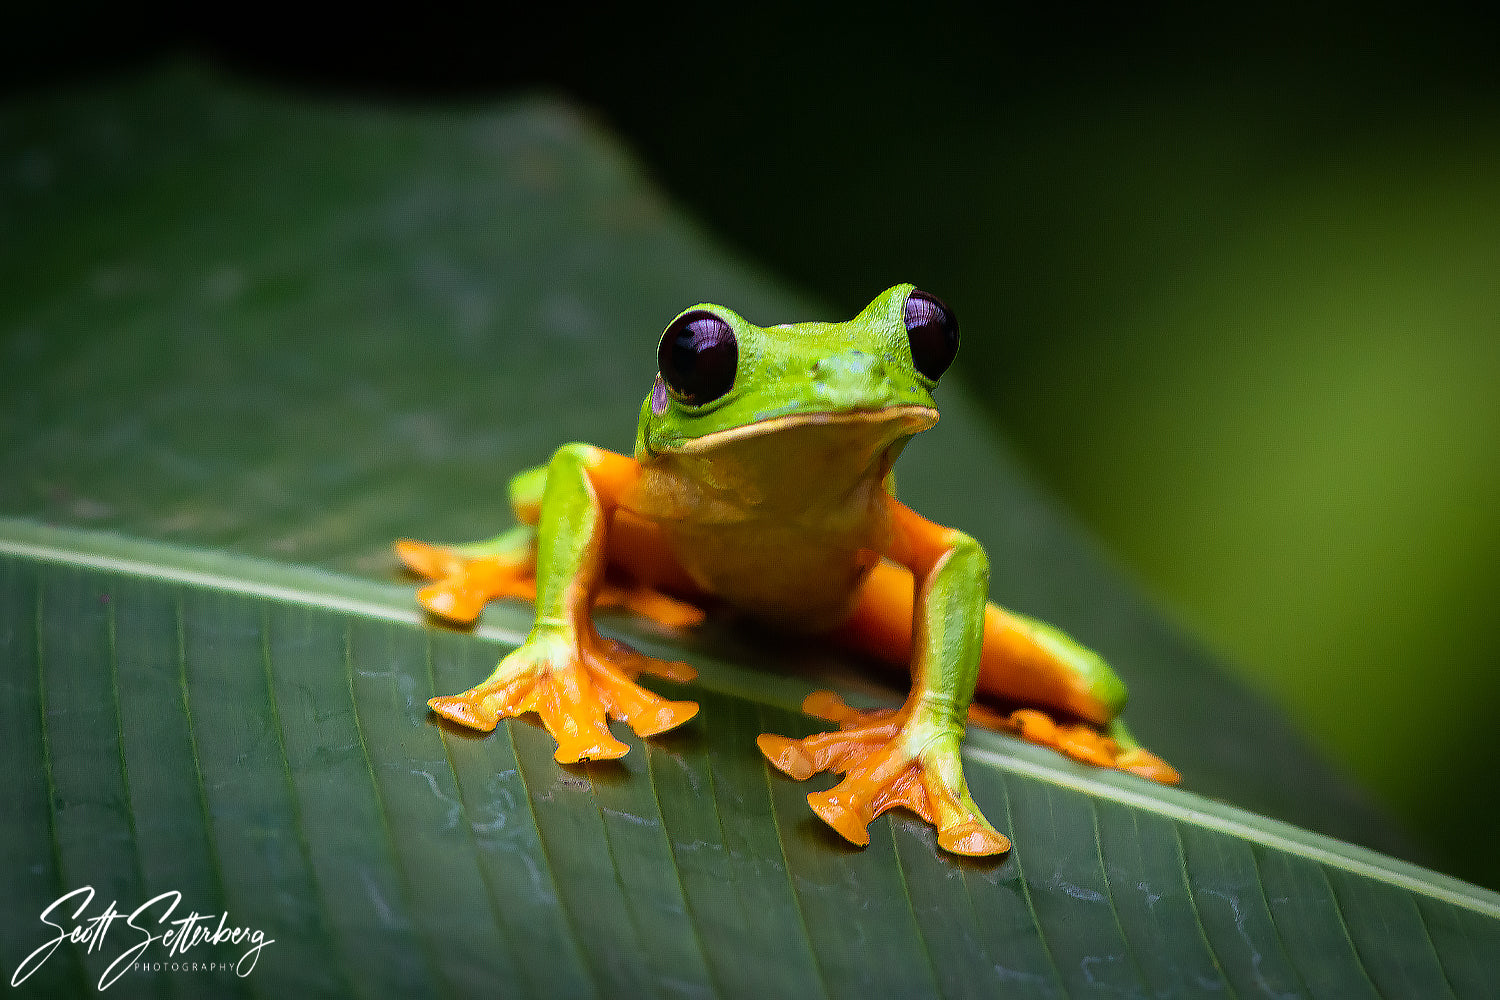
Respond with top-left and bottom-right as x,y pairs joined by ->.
668,405 -> 938,456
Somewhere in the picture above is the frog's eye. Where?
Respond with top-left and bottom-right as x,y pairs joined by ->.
903,289 -> 959,381
658,310 -> 738,405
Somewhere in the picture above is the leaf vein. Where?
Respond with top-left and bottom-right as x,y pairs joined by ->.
885,820 -> 945,997
640,741 -> 725,999
33,573 -> 87,994
583,757 -> 666,1000
258,606 -> 362,999
756,705 -> 835,1000
1402,878 -> 1461,999
419,633 -> 533,994
995,773 -> 1069,998
341,621 -> 446,995
501,719 -> 604,1000
173,596 -> 239,996
1311,857 -> 1386,999
1170,818 -> 1235,997
1088,795 -> 1150,993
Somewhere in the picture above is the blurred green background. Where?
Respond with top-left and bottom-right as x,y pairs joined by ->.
7,5 -> 1497,888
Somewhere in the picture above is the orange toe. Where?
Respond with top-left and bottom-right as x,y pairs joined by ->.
1117,748 -> 1181,785
397,538 -> 460,578
939,820 -> 1011,856
758,734 -> 817,780
428,693 -> 501,732
1055,728 -> 1120,768
400,538 -> 538,624
418,580 -> 491,623
800,690 -> 900,729
979,706 -> 1179,785
593,638 -> 698,684
800,690 -> 856,724
517,670 -> 630,763
807,787 -> 874,847
551,731 -> 631,764
583,643 -> 699,738
628,698 -> 699,738
604,586 -> 708,629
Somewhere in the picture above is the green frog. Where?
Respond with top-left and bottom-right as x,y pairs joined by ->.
399,284 -> 1175,856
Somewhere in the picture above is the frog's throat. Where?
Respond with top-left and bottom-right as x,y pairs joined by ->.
667,405 -> 938,455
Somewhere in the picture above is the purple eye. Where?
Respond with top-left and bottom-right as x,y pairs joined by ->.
903,289 -> 959,381
657,310 -> 738,405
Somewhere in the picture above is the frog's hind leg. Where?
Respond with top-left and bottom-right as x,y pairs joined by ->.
397,524 -> 539,623
972,607 -> 1179,784
397,461 -> 549,624
398,461 -> 705,630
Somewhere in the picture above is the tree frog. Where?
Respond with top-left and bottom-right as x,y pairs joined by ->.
398,284 -> 1176,856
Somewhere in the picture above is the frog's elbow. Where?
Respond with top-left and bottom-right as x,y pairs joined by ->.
937,530 -> 990,593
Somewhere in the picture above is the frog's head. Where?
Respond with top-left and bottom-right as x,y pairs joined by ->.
637,283 -> 959,457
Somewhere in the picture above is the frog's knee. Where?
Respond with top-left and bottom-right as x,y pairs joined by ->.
1052,635 -> 1127,720
1084,653 -> 1128,720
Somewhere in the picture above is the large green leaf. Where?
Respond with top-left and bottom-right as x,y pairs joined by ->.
3,64 -> 1498,996
5,521 -> 1499,998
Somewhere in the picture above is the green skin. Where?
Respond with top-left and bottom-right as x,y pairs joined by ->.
451,284 -> 1133,851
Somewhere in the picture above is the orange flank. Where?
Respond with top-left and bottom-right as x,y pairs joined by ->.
603,506 -> 707,614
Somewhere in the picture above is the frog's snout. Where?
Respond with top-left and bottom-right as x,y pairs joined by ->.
810,349 -> 890,409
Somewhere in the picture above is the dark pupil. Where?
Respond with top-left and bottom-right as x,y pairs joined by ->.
903,289 -> 959,381
658,311 -> 738,405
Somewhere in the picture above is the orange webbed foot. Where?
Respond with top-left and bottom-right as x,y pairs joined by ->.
428,627 -> 698,763
398,537 -> 707,631
397,538 -> 536,624
968,704 -> 1181,785
759,692 -> 1010,857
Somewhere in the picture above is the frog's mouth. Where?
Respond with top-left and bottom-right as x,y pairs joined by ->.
671,404 -> 938,455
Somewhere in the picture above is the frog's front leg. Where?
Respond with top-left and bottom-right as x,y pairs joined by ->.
819,560 -> 1179,784
426,444 -> 699,762
758,500 -> 1010,856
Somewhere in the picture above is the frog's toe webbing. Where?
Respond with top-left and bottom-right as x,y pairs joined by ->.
398,539 -> 536,624
593,583 -> 707,629
968,703 -> 1181,785
758,692 -> 1010,857
398,538 -> 706,630
429,633 -> 699,763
